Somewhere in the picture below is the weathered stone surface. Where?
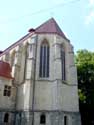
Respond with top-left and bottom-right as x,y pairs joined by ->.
0,18 -> 81,125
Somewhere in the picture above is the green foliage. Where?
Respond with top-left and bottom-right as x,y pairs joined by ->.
76,49 -> 94,105
76,49 -> 94,64
78,89 -> 86,103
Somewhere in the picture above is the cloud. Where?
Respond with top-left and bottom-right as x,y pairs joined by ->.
89,0 -> 94,7
85,0 -> 94,25
85,11 -> 94,25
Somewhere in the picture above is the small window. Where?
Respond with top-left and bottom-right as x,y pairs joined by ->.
3,85 -> 11,97
64,116 -> 68,125
40,114 -> 46,124
4,113 -> 9,123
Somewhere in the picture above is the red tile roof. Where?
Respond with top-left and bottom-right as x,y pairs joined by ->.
0,61 -> 13,79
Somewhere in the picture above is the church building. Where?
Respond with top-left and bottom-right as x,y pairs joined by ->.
0,18 -> 81,125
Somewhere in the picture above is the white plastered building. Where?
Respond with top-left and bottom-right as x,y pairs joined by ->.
0,18 -> 81,125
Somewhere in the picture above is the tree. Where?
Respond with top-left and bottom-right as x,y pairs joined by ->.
76,49 -> 94,125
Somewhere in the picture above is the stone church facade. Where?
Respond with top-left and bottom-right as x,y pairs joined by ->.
0,18 -> 81,125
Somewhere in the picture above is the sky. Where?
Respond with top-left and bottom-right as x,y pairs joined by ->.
0,0 -> 94,53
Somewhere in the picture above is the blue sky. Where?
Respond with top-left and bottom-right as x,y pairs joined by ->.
0,0 -> 94,52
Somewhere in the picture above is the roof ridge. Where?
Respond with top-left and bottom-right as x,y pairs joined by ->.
0,18 -> 69,57
35,18 -> 54,30
0,33 -> 29,57
35,18 -> 68,40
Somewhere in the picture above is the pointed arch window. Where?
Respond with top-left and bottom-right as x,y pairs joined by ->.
5,53 -> 9,62
39,40 -> 49,78
40,114 -> 46,124
10,50 -> 16,66
61,46 -> 65,80
64,115 -> 68,125
4,113 -> 9,123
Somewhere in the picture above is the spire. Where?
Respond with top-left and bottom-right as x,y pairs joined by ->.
35,18 -> 68,40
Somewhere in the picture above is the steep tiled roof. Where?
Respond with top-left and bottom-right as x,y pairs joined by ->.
0,61 -> 13,79
0,18 -> 68,56
35,18 -> 67,39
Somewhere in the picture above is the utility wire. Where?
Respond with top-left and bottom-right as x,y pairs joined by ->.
18,0 -> 81,18
0,0 -> 81,24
